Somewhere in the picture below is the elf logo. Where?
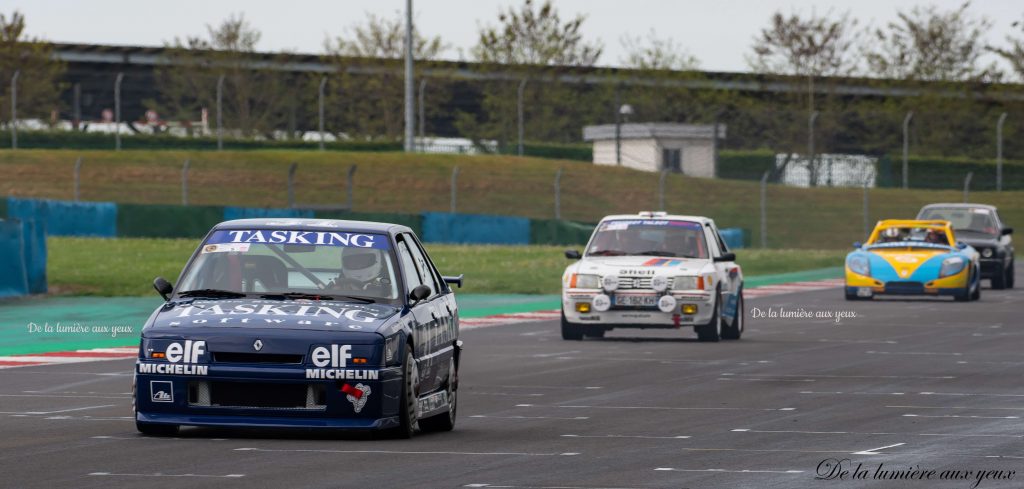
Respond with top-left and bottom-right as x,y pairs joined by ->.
311,344 -> 352,368
166,340 -> 206,363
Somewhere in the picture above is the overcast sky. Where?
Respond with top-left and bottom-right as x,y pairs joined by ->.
9,0 -> 1023,73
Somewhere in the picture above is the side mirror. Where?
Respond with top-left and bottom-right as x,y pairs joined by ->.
153,277 -> 173,301
442,274 -> 464,288
1002,227 -> 1013,236
956,241 -> 967,250
852,241 -> 862,249
409,284 -> 432,304
564,249 -> 581,260
714,252 -> 736,262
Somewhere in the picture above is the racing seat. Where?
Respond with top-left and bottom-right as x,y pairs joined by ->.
239,255 -> 288,292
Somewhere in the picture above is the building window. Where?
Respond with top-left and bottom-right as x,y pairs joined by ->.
662,148 -> 682,173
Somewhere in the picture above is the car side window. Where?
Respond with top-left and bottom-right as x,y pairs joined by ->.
705,224 -> 727,256
404,234 -> 440,296
396,240 -> 422,294
409,235 -> 448,294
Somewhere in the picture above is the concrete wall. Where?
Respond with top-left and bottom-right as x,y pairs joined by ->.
592,138 -> 716,177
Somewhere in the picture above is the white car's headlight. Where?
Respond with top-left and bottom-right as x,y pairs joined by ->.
672,276 -> 699,290
570,274 -> 600,289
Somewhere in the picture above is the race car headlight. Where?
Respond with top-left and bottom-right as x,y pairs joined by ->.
601,275 -> 619,292
981,248 -> 993,258
651,275 -> 669,292
383,333 -> 402,366
847,255 -> 870,276
671,276 -> 698,290
939,256 -> 966,277
570,274 -> 600,289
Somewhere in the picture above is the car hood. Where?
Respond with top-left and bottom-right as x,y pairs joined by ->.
144,298 -> 401,336
574,255 -> 711,275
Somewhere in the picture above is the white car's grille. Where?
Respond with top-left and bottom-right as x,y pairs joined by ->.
615,276 -> 699,290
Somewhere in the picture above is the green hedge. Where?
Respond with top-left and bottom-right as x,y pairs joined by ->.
717,150 -> 775,181
512,142 -> 592,162
10,130 -> 404,152
530,219 -> 595,246
117,204 -> 225,238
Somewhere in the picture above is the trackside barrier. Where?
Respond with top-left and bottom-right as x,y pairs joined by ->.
422,212 -> 530,245
223,207 -> 316,220
312,210 -> 424,236
0,218 -> 47,298
719,228 -> 745,250
6,197 -> 116,237
530,219 -> 595,246
118,204 -> 225,239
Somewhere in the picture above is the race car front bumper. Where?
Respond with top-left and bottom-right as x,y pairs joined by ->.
135,363 -> 403,429
562,290 -> 715,328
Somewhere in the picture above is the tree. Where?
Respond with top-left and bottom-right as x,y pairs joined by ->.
620,30 -> 700,71
864,2 -> 998,82
471,0 -> 602,67
0,11 -> 64,125
991,16 -> 1024,82
323,11 -> 446,140
150,14 -> 299,138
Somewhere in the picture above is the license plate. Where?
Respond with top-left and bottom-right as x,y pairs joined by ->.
857,287 -> 873,297
613,295 -> 657,307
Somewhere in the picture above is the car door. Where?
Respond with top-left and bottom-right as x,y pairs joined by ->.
704,221 -> 740,320
400,233 -> 450,395
395,237 -> 433,395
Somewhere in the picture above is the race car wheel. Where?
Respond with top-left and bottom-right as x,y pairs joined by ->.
419,357 -> 457,433
991,264 -> 1007,290
696,289 -> 722,342
1008,261 -> 1015,289
955,269 -> 975,302
970,269 -> 982,301
720,291 -> 743,340
387,345 -> 419,439
561,310 -> 584,341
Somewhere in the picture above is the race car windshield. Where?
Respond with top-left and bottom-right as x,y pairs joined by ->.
586,220 -> 708,259
919,207 -> 999,237
177,229 -> 400,302
869,227 -> 951,247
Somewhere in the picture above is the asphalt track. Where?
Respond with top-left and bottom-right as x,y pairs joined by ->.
1,265 -> 1021,489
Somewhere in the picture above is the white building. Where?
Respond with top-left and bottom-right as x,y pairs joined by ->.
582,123 -> 725,177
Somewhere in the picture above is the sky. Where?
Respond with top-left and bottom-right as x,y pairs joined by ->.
8,0 -> 1023,73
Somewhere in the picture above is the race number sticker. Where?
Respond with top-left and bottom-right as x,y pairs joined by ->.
202,243 -> 251,253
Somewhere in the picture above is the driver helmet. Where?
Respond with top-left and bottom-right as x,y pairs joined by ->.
882,227 -> 901,239
340,247 -> 382,283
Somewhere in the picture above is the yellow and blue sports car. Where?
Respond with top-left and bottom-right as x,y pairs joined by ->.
845,220 -> 981,301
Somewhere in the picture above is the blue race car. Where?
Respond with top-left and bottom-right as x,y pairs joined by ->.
134,219 -> 463,438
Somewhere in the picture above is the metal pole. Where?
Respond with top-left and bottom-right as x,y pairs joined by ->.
862,178 -> 870,239
403,0 -> 414,152
963,171 -> 973,203
996,112 -> 1007,192
181,159 -> 190,206
114,73 -> 124,151
72,83 -> 81,130
450,166 -> 459,214
318,77 -> 327,151
902,111 -> 913,189
73,157 -> 82,201
216,75 -> 225,150
288,162 -> 298,208
418,78 -> 427,150
346,164 -> 357,210
760,171 -> 769,248
614,89 -> 621,165
807,110 -> 819,187
10,70 -> 18,150
658,169 -> 668,211
554,168 -> 563,220
517,78 -> 526,156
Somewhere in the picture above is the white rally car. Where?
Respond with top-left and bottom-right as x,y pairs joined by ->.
561,212 -> 744,341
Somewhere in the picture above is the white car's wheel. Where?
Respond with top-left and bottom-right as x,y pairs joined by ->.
696,289 -> 722,342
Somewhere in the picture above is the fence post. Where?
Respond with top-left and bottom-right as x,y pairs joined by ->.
10,70 -> 19,150
318,77 -> 328,151
418,78 -> 427,151
658,169 -> 667,211
72,83 -> 81,130
287,162 -> 298,208
807,111 -> 819,187
554,168 -> 563,220
181,159 -> 190,206
902,111 -> 913,189
216,75 -> 225,150
517,78 -> 526,156
346,164 -> 357,211
862,177 -> 870,239
963,171 -> 973,203
73,157 -> 82,201
450,166 -> 459,214
760,171 -> 769,248
996,112 -> 1007,192
114,73 -> 124,151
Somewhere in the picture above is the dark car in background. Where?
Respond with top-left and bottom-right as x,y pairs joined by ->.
917,204 -> 1014,289
134,219 -> 463,438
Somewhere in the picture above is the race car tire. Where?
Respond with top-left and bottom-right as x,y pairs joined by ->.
970,270 -> 982,301
1008,261 -> 1015,289
136,421 -> 179,437
844,290 -> 869,301
419,357 -> 457,433
387,346 -> 418,439
991,264 -> 1007,290
720,291 -> 743,340
696,289 -> 722,342
955,270 -> 974,302
561,310 -> 584,341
